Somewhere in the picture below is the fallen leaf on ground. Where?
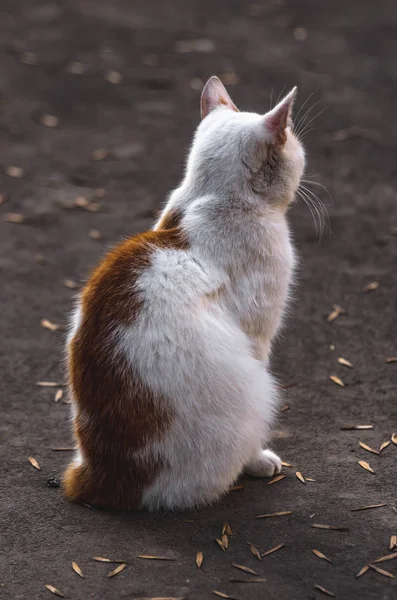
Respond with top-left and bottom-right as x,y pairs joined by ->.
41,319 -> 64,332
327,304 -> 345,322
222,534 -> 229,549
41,114 -> 58,127
138,556 -> 175,560
229,577 -> 266,583
359,441 -> 380,455
369,564 -> 394,578
4,212 -> 24,223
390,536 -> 397,550
391,433 -> 397,445
230,485 -> 244,491
262,543 -> 284,557
338,357 -> 353,368
256,511 -> 292,519
196,551 -> 203,568
63,279 -> 80,290
314,584 -> 335,597
213,592 -> 238,599
249,544 -> 261,560
232,563 -> 257,575
215,539 -> 226,552
45,585 -> 64,597
373,552 -> 397,564
363,281 -> 379,292
280,404 -> 289,412
268,475 -> 286,485
329,374 -> 345,387
296,471 -> 305,484
342,424 -> 373,430
72,561 -> 84,577
105,70 -> 123,84
282,461 -> 292,468
222,522 -> 232,535
108,563 -> 127,577
28,457 -> 40,470
385,357 -> 397,363
54,389 -> 63,403
37,381 -> 64,387
5,165 -> 24,178
89,229 -> 102,240
351,503 -> 386,512
358,460 -> 375,474
311,524 -> 349,531
379,441 -> 391,452
356,565 -> 369,578
312,549 -> 332,563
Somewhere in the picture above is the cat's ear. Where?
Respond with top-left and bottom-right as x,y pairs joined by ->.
201,76 -> 239,119
264,87 -> 297,145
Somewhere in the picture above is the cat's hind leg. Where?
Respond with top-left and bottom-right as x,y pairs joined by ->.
244,448 -> 282,478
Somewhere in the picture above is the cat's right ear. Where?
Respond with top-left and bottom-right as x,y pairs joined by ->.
201,76 -> 239,120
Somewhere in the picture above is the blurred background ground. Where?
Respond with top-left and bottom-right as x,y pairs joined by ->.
0,0 -> 397,598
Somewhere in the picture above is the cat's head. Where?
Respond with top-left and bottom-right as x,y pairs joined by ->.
186,76 -> 305,209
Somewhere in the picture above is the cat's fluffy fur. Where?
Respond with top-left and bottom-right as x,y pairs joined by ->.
63,77 -> 305,511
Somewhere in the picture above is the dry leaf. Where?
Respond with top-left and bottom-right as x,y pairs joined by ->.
5,165 -> 24,178
196,551 -> 203,568
359,441 -> 380,455
329,344 -> 335,350
72,561 -> 84,577
327,304 -> 345,322
105,70 -> 123,84
363,281 -> 379,292
296,471 -> 305,484
312,549 -> 332,563
213,592 -> 238,599
261,543 -> 284,557
220,72 -> 240,86
28,456 -> 40,470
222,534 -> 229,549
108,563 -> 127,577
385,357 -> 397,364
45,585 -> 64,597
137,555 -> 175,560
89,229 -> 102,240
229,577 -> 266,583
306,478 -> 316,482
92,148 -> 108,161
369,564 -> 394,578
314,584 -> 335,597
64,278 -> 79,289
329,374 -> 345,387
232,563 -> 257,575
215,539 -> 226,552
37,381 -> 64,387
282,461 -> 292,468
41,114 -> 58,127
41,319 -> 64,332
256,511 -> 292,519
351,503 -> 386,512
356,565 -> 369,578
249,544 -> 261,560
311,524 -> 349,531
373,552 -> 397,564
358,460 -> 375,474
379,441 -> 391,452
342,424 -> 373,430
52,447 -> 75,451
54,389 -> 63,403
338,357 -> 353,368
280,404 -> 289,412
230,485 -> 244,491
4,212 -> 24,223
391,433 -> 397,445
268,475 -> 286,485
222,522 -> 232,535
279,382 -> 297,389
390,536 -> 397,551
93,556 -> 111,562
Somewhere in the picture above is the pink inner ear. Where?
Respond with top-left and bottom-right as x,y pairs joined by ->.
265,87 -> 297,144
201,76 -> 238,119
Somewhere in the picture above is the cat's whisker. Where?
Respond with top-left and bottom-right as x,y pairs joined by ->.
269,86 -> 274,110
274,84 -> 287,108
293,89 -> 319,128
294,100 -> 322,137
301,179 -> 333,203
299,184 -> 331,238
297,106 -> 328,138
296,189 -> 323,238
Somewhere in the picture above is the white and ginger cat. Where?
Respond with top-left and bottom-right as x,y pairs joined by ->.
63,76 -> 305,511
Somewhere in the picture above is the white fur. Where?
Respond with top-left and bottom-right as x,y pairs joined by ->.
71,95 -> 305,510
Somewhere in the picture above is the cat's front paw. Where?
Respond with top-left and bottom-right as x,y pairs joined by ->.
244,448 -> 282,478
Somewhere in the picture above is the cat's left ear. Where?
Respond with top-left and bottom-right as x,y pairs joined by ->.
264,87 -> 297,145
201,76 -> 239,119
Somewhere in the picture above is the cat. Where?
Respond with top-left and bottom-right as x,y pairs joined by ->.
63,76 -> 305,511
